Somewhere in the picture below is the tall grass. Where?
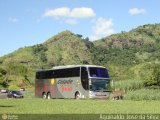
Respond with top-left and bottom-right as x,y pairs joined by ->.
112,80 -> 160,100
112,80 -> 144,91
124,89 -> 160,100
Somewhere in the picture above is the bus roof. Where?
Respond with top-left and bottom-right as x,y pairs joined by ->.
36,65 -> 106,72
52,65 -> 106,69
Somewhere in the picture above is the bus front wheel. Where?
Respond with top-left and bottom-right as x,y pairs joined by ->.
42,92 -> 47,99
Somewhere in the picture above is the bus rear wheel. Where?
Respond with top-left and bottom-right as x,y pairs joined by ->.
75,92 -> 81,99
42,92 -> 47,99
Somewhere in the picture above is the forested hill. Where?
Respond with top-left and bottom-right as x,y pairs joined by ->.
0,23 -> 160,89
0,31 -> 92,68
93,23 -> 160,65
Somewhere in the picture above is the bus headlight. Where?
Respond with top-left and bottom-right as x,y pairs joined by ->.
89,91 -> 95,97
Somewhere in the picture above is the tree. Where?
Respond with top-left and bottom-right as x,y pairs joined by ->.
0,67 -> 9,88
137,63 -> 160,88
76,34 -> 83,38
32,44 -> 48,63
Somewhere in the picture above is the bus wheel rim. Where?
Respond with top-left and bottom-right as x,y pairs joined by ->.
43,94 -> 46,99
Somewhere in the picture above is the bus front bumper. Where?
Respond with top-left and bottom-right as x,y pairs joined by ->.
89,91 -> 110,99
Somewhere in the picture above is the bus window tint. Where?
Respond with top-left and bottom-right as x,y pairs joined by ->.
36,70 -> 54,79
36,67 -> 80,79
53,67 -> 80,78
89,67 -> 109,78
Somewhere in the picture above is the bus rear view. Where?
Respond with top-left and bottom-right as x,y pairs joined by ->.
35,65 -> 111,99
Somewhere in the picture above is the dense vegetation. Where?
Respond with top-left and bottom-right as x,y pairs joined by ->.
0,24 -> 160,100
93,24 -> 160,89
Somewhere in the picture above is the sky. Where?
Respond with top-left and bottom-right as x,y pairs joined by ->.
0,0 -> 160,57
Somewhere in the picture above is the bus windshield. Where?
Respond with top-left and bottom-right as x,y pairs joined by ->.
89,67 -> 109,78
91,79 -> 110,91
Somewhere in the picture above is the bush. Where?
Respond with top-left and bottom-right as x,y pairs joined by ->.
134,62 -> 160,88
8,84 -> 19,90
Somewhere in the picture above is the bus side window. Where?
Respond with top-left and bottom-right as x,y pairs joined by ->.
81,67 -> 89,90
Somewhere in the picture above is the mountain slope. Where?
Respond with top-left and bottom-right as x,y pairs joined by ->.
1,24 -> 160,89
94,24 -> 160,48
0,31 -> 92,69
92,24 -> 160,65
45,31 -> 92,66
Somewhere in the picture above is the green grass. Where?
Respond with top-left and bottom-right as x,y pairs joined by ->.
0,99 -> 160,114
1,89 -> 160,114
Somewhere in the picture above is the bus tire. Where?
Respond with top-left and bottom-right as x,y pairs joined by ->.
75,92 -> 80,99
42,92 -> 47,99
47,92 -> 51,99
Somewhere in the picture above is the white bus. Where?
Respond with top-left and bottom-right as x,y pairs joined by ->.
35,65 -> 111,99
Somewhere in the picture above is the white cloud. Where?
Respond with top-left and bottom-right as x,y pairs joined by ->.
8,17 -> 19,23
43,7 -> 95,18
70,7 -> 95,18
94,18 -> 114,36
44,7 -> 70,17
90,17 -> 114,41
129,8 -> 146,15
